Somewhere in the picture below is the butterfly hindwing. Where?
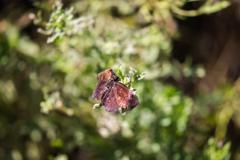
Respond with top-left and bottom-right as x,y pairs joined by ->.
102,82 -> 139,112
113,82 -> 130,109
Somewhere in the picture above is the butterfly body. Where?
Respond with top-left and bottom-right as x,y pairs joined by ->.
92,69 -> 139,113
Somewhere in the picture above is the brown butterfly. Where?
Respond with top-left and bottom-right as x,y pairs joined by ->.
92,69 -> 139,113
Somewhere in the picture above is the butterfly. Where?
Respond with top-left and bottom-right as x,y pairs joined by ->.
92,69 -> 139,113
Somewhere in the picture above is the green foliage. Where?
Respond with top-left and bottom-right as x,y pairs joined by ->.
171,0 -> 230,17
0,0 -> 234,160
203,138 -> 230,160
37,1 -> 94,43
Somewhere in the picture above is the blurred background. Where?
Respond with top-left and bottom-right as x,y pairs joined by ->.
0,0 -> 240,159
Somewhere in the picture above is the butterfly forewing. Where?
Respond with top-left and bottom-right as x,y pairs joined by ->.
97,69 -> 119,82
92,69 -> 120,100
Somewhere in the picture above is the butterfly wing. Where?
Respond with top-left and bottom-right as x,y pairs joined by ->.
92,80 -> 108,100
112,82 -> 130,109
102,86 -> 119,112
102,82 -> 139,112
92,69 -> 119,100
114,82 -> 139,110
97,69 -> 119,82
